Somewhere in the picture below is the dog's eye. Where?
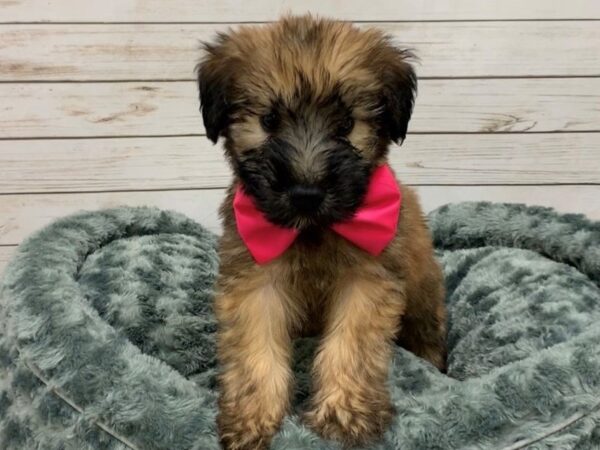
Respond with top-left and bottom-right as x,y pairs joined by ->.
338,116 -> 355,136
260,111 -> 280,132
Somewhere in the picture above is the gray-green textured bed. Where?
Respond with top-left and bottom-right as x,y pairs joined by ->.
1,202 -> 599,450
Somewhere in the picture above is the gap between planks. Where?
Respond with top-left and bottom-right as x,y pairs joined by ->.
1,0 -> 599,22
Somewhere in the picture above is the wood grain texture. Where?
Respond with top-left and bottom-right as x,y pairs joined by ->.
0,0 -> 598,253
1,133 -> 599,194
1,185 -> 598,246
1,0 -> 599,22
0,82 -> 200,138
0,189 -> 224,245
2,22 -> 600,81
0,246 -> 15,274
2,78 -> 599,138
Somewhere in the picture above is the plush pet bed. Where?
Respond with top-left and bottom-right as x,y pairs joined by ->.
1,203 -> 599,450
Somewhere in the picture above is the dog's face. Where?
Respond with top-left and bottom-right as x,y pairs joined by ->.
197,16 -> 416,229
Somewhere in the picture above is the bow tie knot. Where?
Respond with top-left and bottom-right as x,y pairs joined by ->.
233,164 -> 402,264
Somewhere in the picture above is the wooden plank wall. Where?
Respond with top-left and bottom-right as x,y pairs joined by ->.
0,1 -> 599,272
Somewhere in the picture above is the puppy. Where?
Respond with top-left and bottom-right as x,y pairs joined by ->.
197,15 -> 446,450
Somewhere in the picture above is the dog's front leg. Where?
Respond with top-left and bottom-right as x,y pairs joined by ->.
305,273 -> 405,447
216,279 -> 295,450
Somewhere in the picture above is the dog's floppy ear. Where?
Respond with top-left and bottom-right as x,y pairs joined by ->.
196,36 -> 235,143
379,49 -> 417,144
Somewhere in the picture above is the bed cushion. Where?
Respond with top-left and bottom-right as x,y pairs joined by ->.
1,203 -> 599,449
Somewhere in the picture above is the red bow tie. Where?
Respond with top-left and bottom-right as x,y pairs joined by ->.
233,164 -> 402,264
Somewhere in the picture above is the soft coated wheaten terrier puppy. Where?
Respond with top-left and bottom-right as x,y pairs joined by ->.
196,15 -> 446,450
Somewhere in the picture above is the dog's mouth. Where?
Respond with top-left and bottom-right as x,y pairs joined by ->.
288,210 -> 334,230
277,189 -> 363,230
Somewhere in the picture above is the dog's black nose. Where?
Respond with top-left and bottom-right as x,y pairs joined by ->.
289,185 -> 325,213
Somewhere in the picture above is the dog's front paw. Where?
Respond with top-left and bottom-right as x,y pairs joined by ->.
217,407 -> 280,450
304,389 -> 394,447
219,431 -> 270,450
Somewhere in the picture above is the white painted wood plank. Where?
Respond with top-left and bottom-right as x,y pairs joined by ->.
2,22 -> 599,80
0,189 -> 224,245
0,82 -> 200,138
0,246 -> 15,275
1,185 -> 598,246
0,136 -> 227,193
415,186 -> 600,223
2,79 -> 599,138
1,0 -> 598,22
1,133 -> 599,194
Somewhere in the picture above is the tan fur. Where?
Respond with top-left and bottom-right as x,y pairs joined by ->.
215,187 -> 445,449
205,16 -> 410,160
216,272 -> 297,450
203,15 -> 446,450
304,273 -> 405,445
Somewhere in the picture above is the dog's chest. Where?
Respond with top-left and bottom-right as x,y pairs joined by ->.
279,230 -> 357,306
